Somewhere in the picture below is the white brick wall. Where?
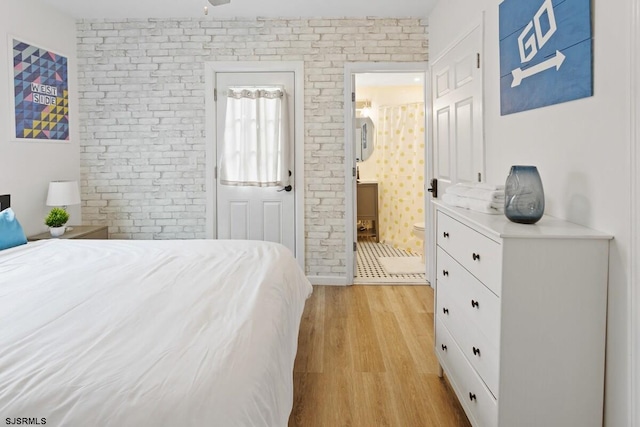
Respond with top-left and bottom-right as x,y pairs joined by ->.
77,17 -> 428,276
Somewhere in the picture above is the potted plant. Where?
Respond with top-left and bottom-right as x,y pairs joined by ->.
45,207 -> 70,237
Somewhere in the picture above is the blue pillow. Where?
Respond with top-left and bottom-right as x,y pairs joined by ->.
0,208 -> 28,250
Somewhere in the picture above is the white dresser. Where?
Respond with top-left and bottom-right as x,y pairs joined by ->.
433,201 -> 612,427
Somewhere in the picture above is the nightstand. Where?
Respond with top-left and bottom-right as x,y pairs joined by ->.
28,225 -> 108,241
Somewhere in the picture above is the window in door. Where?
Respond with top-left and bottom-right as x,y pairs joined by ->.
219,87 -> 291,188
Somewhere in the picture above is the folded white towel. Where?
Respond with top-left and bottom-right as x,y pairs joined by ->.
442,193 -> 504,215
446,183 -> 505,203
458,182 -> 505,191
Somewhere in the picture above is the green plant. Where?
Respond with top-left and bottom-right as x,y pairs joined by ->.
45,207 -> 69,228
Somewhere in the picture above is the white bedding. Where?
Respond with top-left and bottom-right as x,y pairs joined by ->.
0,239 -> 312,426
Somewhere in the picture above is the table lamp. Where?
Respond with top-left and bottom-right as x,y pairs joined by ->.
46,181 -> 80,233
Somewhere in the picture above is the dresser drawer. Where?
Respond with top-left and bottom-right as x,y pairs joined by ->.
436,320 -> 498,427
437,247 -> 501,349
436,286 -> 500,397
437,211 -> 502,296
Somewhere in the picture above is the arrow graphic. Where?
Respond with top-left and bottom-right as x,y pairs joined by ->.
511,50 -> 566,88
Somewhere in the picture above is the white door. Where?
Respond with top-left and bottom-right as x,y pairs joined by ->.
215,72 -> 296,254
431,24 -> 484,196
429,24 -> 484,286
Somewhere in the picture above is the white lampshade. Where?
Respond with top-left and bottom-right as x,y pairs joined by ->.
46,181 -> 81,207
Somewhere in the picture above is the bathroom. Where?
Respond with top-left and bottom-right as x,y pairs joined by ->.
354,72 -> 427,284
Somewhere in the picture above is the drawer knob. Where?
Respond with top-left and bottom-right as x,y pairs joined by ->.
442,270 -> 449,276
441,344 -> 447,351
469,392 -> 477,402
472,252 -> 481,261
442,307 -> 449,315
443,231 -> 450,238
471,300 -> 479,308
473,346 -> 481,356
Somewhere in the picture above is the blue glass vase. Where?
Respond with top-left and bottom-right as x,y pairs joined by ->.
504,165 -> 545,224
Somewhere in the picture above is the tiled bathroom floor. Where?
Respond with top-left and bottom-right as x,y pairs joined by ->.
355,238 -> 429,284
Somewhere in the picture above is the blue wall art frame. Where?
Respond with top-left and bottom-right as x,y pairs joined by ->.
11,38 -> 69,141
499,0 -> 593,115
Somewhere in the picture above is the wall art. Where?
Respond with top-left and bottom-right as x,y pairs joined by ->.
499,0 -> 592,115
12,38 -> 69,140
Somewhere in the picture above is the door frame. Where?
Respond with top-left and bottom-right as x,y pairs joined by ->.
631,0 -> 640,423
344,62 -> 431,286
204,61 -> 305,269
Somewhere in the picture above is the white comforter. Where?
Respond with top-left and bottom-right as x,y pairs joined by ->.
0,239 -> 312,426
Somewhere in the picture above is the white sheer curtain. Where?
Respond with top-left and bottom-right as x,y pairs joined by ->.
219,87 -> 290,187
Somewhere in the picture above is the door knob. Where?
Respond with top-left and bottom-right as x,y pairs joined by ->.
283,170 -> 293,191
427,178 -> 438,198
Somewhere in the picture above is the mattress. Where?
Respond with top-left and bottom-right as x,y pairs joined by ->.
0,239 -> 312,426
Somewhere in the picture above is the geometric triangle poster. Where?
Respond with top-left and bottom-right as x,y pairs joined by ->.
13,39 -> 69,140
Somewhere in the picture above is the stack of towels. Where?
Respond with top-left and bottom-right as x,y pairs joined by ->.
442,183 -> 505,215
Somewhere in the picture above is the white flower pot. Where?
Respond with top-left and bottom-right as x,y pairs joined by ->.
49,226 -> 66,237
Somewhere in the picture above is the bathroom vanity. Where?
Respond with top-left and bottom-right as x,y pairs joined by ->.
356,181 -> 379,242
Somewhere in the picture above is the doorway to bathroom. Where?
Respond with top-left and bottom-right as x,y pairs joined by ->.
347,67 -> 430,285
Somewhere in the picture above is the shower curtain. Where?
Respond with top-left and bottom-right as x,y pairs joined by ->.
374,102 -> 426,254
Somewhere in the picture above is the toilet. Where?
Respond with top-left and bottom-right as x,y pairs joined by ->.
412,222 -> 425,261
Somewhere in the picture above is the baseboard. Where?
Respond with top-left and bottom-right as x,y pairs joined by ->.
306,275 -> 349,286
353,278 -> 432,286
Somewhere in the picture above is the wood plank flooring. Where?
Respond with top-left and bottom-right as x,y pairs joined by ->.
289,285 -> 471,427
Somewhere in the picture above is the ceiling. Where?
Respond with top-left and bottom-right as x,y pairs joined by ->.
37,0 -> 437,19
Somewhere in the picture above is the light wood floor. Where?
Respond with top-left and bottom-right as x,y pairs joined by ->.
289,285 -> 471,427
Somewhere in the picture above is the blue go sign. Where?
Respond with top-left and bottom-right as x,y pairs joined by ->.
499,0 -> 593,115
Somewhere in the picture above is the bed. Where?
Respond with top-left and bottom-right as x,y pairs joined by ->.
0,198 -> 312,426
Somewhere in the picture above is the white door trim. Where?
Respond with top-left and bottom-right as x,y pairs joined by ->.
204,61 -> 305,270
344,62 -> 430,286
630,0 -> 640,424
430,16 -> 485,66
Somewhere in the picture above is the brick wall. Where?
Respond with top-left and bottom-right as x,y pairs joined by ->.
77,17 -> 428,276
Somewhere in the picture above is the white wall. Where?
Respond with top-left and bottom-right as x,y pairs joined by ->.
429,1 -> 632,426
0,0 -> 81,235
